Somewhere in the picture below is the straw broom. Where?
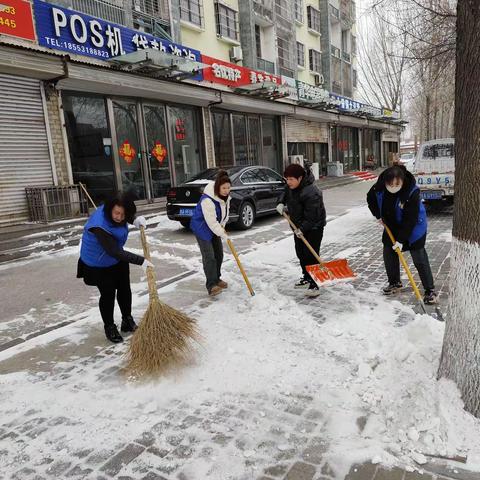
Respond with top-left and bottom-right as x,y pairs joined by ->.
127,226 -> 199,377
78,183 -> 199,376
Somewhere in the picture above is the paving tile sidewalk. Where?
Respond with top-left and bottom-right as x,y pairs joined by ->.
1,206 -> 474,480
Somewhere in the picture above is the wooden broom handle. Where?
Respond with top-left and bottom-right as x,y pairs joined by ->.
382,222 -> 425,306
227,238 -> 255,296
282,213 -> 326,268
140,226 -> 158,299
79,182 -> 97,209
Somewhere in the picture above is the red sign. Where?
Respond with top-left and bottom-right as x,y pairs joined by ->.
175,119 -> 186,140
0,0 -> 35,41
151,142 -> 167,164
201,55 -> 282,88
119,140 -> 136,164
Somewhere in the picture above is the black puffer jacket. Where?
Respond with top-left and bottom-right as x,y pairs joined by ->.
281,169 -> 326,233
367,167 -> 425,250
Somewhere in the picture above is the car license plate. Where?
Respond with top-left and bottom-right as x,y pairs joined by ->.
421,190 -> 443,200
179,208 -> 194,216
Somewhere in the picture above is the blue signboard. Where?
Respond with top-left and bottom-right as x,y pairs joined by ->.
329,93 -> 363,112
33,0 -> 203,79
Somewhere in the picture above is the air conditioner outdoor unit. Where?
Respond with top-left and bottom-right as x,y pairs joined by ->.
288,155 -> 304,166
230,46 -> 243,62
313,73 -> 325,87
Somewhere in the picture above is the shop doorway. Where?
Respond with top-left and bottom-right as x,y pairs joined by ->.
65,92 -> 205,203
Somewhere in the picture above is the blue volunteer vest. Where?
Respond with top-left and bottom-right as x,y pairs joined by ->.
80,205 -> 129,267
190,194 -> 222,241
376,186 -> 427,244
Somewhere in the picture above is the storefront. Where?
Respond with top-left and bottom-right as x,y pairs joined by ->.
63,93 -> 205,204
382,130 -> 400,166
285,117 -> 329,176
211,110 -> 281,170
331,125 -> 360,172
362,128 -> 382,168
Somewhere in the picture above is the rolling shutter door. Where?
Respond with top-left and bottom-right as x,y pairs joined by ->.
286,117 -> 328,143
0,74 -> 54,224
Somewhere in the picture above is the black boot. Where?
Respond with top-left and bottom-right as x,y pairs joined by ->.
121,315 -> 138,333
104,324 -> 123,343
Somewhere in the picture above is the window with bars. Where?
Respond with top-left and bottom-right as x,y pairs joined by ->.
296,42 -> 305,67
309,48 -> 322,73
294,0 -> 304,23
215,2 -> 239,41
307,5 -> 321,33
180,0 -> 203,27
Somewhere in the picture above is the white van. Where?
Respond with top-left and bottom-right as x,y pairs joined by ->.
414,138 -> 455,203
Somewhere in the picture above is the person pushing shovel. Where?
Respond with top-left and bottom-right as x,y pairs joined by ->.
367,165 -> 438,305
276,163 -> 327,297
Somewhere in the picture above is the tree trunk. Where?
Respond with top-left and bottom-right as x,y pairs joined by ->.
438,0 -> 480,418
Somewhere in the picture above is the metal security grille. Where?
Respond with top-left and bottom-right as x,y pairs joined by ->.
71,0 -> 126,24
0,74 -> 54,225
25,185 -> 88,222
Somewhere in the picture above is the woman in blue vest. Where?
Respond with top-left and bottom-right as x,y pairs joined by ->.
77,194 -> 153,343
367,165 -> 438,304
190,170 -> 231,296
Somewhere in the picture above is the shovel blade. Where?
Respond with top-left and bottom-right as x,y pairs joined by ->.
306,259 -> 356,285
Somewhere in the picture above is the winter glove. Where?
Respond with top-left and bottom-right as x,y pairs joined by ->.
294,228 -> 304,238
276,203 -> 285,215
142,259 -> 154,271
392,241 -> 403,252
133,216 -> 147,229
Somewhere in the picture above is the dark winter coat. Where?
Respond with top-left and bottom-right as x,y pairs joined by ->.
280,169 -> 326,233
367,168 -> 427,250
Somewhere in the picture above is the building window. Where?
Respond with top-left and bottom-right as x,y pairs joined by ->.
255,24 -> 262,58
297,42 -> 305,67
275,0 -> 289,20
180,0 -> 203,27
307,6 -> 321,33
215,2 -> 239,41
278,37 -> 290,69
309,48 -> 321,73
294,0 -> 304,23
353,69 -> 357,88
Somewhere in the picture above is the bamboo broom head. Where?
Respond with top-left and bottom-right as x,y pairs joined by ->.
126,295 -> 200,378
126,225 -> 200,378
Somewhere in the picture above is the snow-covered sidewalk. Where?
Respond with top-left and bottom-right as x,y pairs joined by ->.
0,206 -> 478,480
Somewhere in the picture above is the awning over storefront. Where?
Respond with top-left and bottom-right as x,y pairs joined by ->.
55,63 -> 220,106
0,45 -> 64,80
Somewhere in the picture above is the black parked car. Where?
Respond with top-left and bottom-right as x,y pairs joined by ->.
166,165 -> 286,229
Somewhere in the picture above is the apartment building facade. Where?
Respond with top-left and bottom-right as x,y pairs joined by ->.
0,0 -> 400,225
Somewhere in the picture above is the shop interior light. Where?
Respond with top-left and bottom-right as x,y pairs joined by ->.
108,49 -> 208,79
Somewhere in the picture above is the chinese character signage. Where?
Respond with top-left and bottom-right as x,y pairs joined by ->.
201,55 -> 281,88
329,93 -> 363,111
33,0 -> 202,77
119,140 -> 136,164
280,76 -> 298,102
296,80 -> 329,103
0,0 -> 35,41
151,142 -> 167,164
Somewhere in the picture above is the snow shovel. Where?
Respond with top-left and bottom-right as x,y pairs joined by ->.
226,238 -> 255,296
281,213 -> 356,285
382,222 -> 444,321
